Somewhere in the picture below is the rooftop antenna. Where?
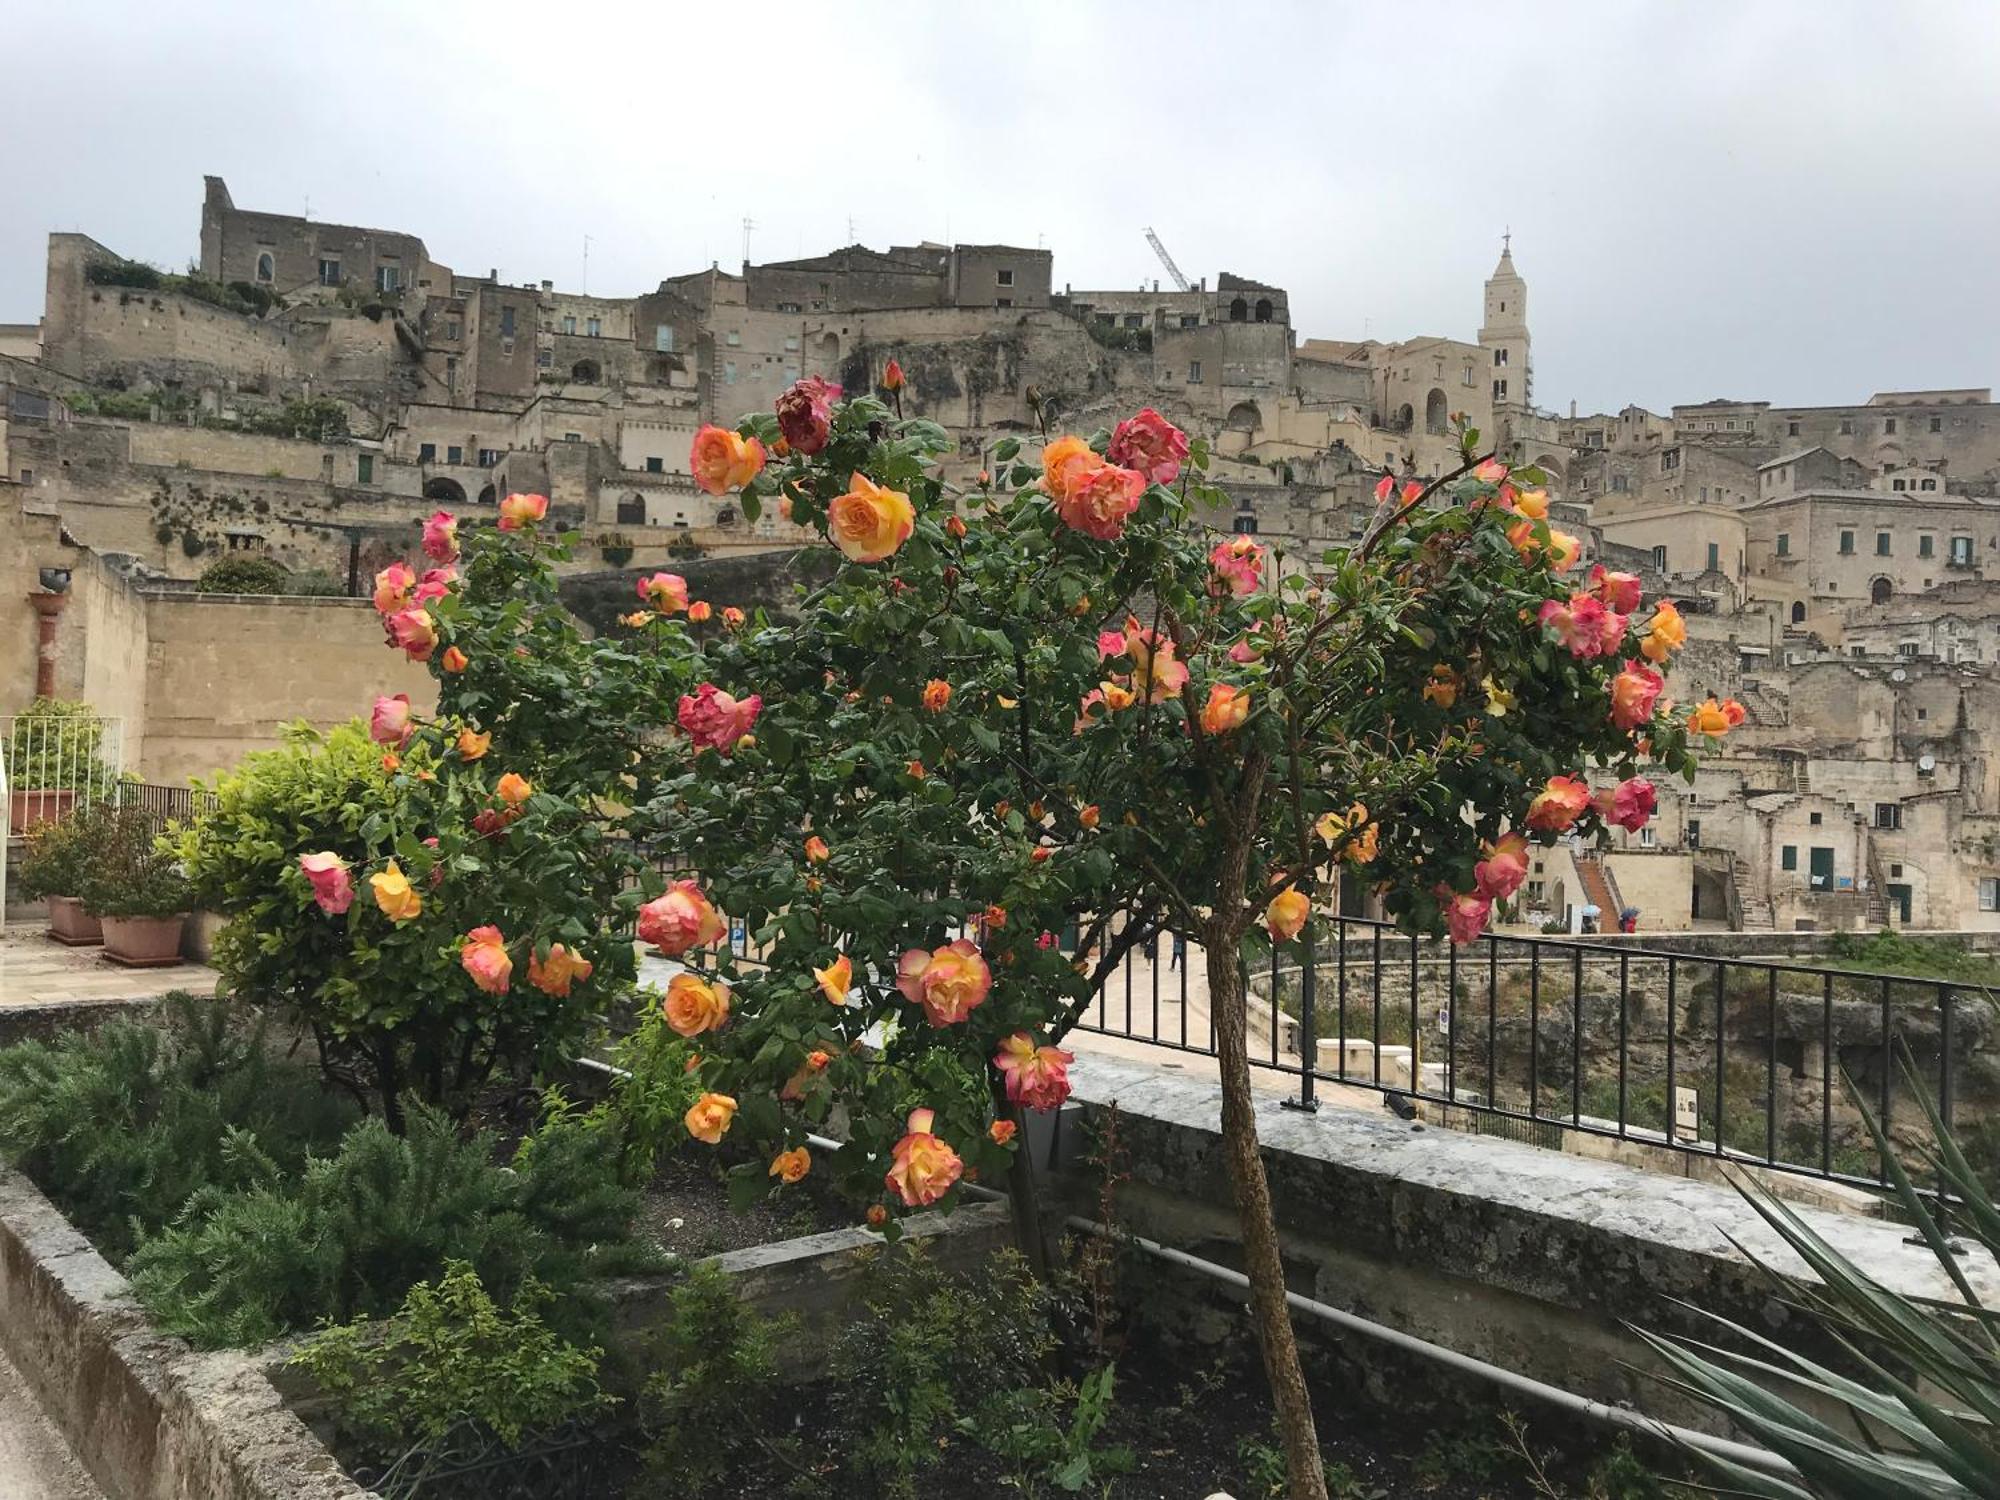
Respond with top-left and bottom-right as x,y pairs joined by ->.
741,217 -> 757,266
847,213 -> 857,243
582,233 -> 592,294
303,194 -> 312,221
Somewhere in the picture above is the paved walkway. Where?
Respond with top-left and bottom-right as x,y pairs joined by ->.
0,921 -> 219,1008
0,1344 -> 102,1500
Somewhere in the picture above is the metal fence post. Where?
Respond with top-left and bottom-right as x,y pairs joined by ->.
1284,918 -> 1319,1112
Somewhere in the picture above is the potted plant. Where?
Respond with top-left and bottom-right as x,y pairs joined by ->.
78,803 -> 192,966
16,800 -> 113,944
6,697 -> 114,832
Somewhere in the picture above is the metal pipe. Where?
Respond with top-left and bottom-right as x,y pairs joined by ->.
572,1060 -> 1798,1479
1061,1211 -> 1801,1481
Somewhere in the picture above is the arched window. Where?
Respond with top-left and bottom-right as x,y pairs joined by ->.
422,477 -> 466,505
1424,388 -> 1448,435
571,359 -> 601,383
1396,403 -> 1414,433
1871,577 -> 1893,605
1228,298 -> 1247,323
1253,298 -> 1273,323
1790,601 -> 1806,624
255,252 -> 274,284
616,495 -> 647,525
476,484 -> 496,507
1224,401 -> 1261,433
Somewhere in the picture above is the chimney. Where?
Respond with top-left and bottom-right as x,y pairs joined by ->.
487,267 -> 498,283
1570,400 -> 1577,418
541,279 -> 553,293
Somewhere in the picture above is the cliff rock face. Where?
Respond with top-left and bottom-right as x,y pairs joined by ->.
556,549 -> 841,636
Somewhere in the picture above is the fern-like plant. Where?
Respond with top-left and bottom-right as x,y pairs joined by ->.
1639,1052 -> 2000,1497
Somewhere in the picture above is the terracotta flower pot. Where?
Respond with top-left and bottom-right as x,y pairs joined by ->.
9,788 -> 76,833
100,914 -> 188,968
46,895 -> 103,947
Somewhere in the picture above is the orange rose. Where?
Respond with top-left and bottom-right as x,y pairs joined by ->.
1640,600 -> 1687,664
814,952 -> 853,1006
1040,435 -> 1102,500
807,1049 -> 831,1070
921,679 -> 952,712
687,600 -> 713,623
989,1119 -> 1018,1146
828,472 -> 915,563
866,1203 -> 889,1228
527,943 -> 593,997
805,835 -> 831,863
1688,698 -> 1733,737
663,972 -> 731,1036
441,646 -> 469,674
769,1147 -> 812,1184
1265,886 -> 1309,942
684,1092 -> 737,1145
370,861 -> 423,923
885,1107 -> 963,1206
497,492 -> 549,531
638,879 -> 727,957
495,772 -> 532,806
456,728 -> 490,761
1201,682 -> 1251,735
1547,530 -> 1583,572
1078,804 -> 1101,830
896,939 -> 993,1026
690,425 -> 766,495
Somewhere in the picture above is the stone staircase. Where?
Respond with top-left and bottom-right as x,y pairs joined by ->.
1732,854 -> 1775,929
1574,851 -> 1621,922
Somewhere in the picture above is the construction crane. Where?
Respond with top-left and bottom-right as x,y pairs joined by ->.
1143,227 -> 1190,293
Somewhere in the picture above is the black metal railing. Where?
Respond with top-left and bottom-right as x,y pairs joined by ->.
1073,913 -> 1992,1192
119,783 -> 221,834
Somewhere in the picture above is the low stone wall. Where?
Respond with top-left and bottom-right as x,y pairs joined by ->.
0,1166 -> 366,1500
1058,1055 -> 2000,1434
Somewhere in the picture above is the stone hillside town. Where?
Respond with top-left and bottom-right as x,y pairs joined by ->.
8,177 -> 2000,935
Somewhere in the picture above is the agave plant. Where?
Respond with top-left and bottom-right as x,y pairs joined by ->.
1639,1050 -> 2000,1497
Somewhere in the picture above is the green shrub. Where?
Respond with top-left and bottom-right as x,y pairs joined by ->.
126,1100 -> 645,1347
5,697 -> 114,793
293,1261 -> 612,1455
287,569 -> 346,598
641,1262 -> 791,1488
16,798 -> 116,899
196,556 -> 291,595
85,260 -> 164,291
77,800 -> 192,918
0,995 -> 353,1259
826,1245 -> 1055,1493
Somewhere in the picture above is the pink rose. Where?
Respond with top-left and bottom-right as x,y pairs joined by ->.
369,694 -> 413,746
422,510 -> 459,563
994,1032 -> 1075,1112
415,567 -> 456,606
637,879 -> 726,957
1607,777 -> 1657,833
677,682 -> 763,753
896,939 -> 993,1026
1054,463 -> 1145,540
460,925 -> 513,994
775,375 -> 841,455
1526,775 -> 1591,833
1589,565 -> 1642,614
298,851 -> 354,915
385,608 -> 437,661
1473,832 -> 1530,901
1209,536 -> 1265,596
638,572 -> 689,614
1106,407 -> 1190,486
1539,594 -> 1612,660
372,562 -> 415,617
1444,890 -> 1493,946
1609,659 -> 1665,732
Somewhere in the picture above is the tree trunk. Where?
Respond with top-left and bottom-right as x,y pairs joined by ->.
1207,921 -> 1328,1500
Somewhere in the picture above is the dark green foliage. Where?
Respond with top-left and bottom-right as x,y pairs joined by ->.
237,396 -> 349,440
641,1262 -> 791,1488
0,995 -> 353,1259
826,1245 -> 1056,1493
287,569 -> 346,598
293,1262 -> 612,1455
196,556 -> 291,595
15,799 -> 116,899
76,800 -> 192,918
126,1101 -> 647,1347
85,260 -> 164,290
1642,1053 -> 2000,1496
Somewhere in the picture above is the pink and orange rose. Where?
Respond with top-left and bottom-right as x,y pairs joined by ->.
1107,407 -> 1190,486
298,852 -> 354,915
460,924 -> 512,992
677,682 -> 763,753
690,425 -> 767,494
828,472 -> 915,563
993,1032 -> 1075,1112
663,972 -> 731,1036
896,939 -> 993,1026
497,492 -> 548,531
638,880 -> 726,957
885,1107 -> 962,1206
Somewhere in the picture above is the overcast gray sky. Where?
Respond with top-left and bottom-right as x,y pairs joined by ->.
6,0 -> 1997,415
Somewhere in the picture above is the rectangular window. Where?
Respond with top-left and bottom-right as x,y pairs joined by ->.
446,318 -> 462,340
1839,530 -> 1855,555
356,454 -> 374,484
784,335 -> 799,351
1188,360 -> 1202,384
1982,878 -> 2000,912
996,269 -> 1015,286
1787,420 -> 1800,437
1706,541 -> 1719,570
654,325 -> 674,352
1182,315 -> 1200,328
1651,545 -> 1667,570
1123,313 -> 1143,329
1494,348 -> 1508,366
1885,417 -> 1897,434
1810,811 -> 1823,826
1781,845 -> 1798,872
586,317 -> 600,337
318,258 -> 341,286
478,448 -> 500,467
500,306 -> 516,338
1839,418 -> 1853,435
1662,448 -> 1681,472
724,360 -> 737,384
1930,416 -> 1943,433
375,264 -> 400,293
564,432 -> 581,443
446,445 -> 463,465
1639,826 -> 1656,848
1686,819 -> 1701,848
1952,536 -> 1974,565
1493,379 -> 1508,400
562,315 -> 576,335
997,297 -> 1013,308
419,442 -> 436,463
646,457 -> 664,474
1776,532 -> 1790,556
1920,534 -> 1934,558
1874,803 -> 1902,829
1876,531 -> 1891,556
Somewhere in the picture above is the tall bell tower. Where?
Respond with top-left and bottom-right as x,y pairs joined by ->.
1478,234 -> 1531,415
